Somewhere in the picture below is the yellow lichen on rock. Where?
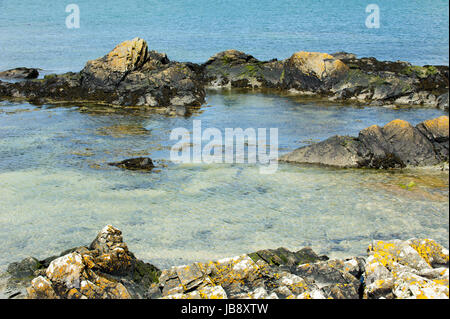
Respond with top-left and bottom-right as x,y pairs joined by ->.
365,239 -> 448,299
84,37 -> 149,74
289,51 -> 349,79
103,37 -> 149,72
384,119 -> 412,130
45,253 -> 84,290
26,276 -> 59,299
407,238 -> 449,267
421,116 -> 449,138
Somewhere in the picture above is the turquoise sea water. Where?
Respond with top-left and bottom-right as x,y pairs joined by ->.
0,1 -> 449,271
0,0 -> 449,74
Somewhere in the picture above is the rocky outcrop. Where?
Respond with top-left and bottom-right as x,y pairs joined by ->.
204,50 -> 449,110
2,225 -> 160,299
0,67 -> 39,79
108,157 -> 155,171
0,38 -> 205,108
280,116 -> 449,168
2,226 -> 448,299
1,39 -> 448,110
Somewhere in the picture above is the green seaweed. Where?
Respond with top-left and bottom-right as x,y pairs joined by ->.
399,181 -> 417,190
402,65 -> 438,78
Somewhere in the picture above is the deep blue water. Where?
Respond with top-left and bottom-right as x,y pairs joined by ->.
0,0 -> 448,74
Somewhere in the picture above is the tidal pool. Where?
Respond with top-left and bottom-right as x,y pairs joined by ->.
0,91 -> 448,270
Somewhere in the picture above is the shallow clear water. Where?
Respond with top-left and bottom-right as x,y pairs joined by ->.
0,91 -> 448,269
0,1 -> 448,271
0,0 -> 448,75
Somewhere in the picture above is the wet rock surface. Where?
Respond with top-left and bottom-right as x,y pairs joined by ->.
281,116 -> 449,169
1,226 -> 448,299
0,38 -> 448,110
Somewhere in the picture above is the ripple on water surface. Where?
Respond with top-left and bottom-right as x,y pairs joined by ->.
0,92 -> 448,269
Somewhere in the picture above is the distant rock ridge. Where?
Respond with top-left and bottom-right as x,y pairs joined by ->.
1,225 -> 448,299
281,115 -> 449,169
0,67 -> 39,80
0,38 -> 448,110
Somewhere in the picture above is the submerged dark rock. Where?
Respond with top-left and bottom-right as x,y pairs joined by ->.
0,67 -> 39,79
108,157 -> 155,171
281,116 -> 449,169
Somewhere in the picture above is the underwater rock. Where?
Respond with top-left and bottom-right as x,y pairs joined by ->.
108,157 -> 155,171
280,116 -> 449,169
0,67 -> 39,79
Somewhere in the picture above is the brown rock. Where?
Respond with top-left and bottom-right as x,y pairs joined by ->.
288,51 -> 348,80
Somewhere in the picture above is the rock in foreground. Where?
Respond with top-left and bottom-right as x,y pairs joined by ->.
281,116 -> 449,169
1,226 -> 448,299
3,225 -> 160,299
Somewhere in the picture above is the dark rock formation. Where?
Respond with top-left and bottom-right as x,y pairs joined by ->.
0,38 -> 205,108
0,38 -> 448,110
0,67 -> 39,79
108,157 -> 155,171
280,116 -> 449,168
203,50 -> 449,110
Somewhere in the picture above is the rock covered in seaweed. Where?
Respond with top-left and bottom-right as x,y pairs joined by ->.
280,115 -> 449,169
0,39 -> 447,110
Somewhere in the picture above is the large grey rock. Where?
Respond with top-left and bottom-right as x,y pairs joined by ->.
281,116 -> 449,169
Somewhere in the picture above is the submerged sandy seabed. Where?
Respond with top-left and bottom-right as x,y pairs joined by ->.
0,92 -> 448,270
